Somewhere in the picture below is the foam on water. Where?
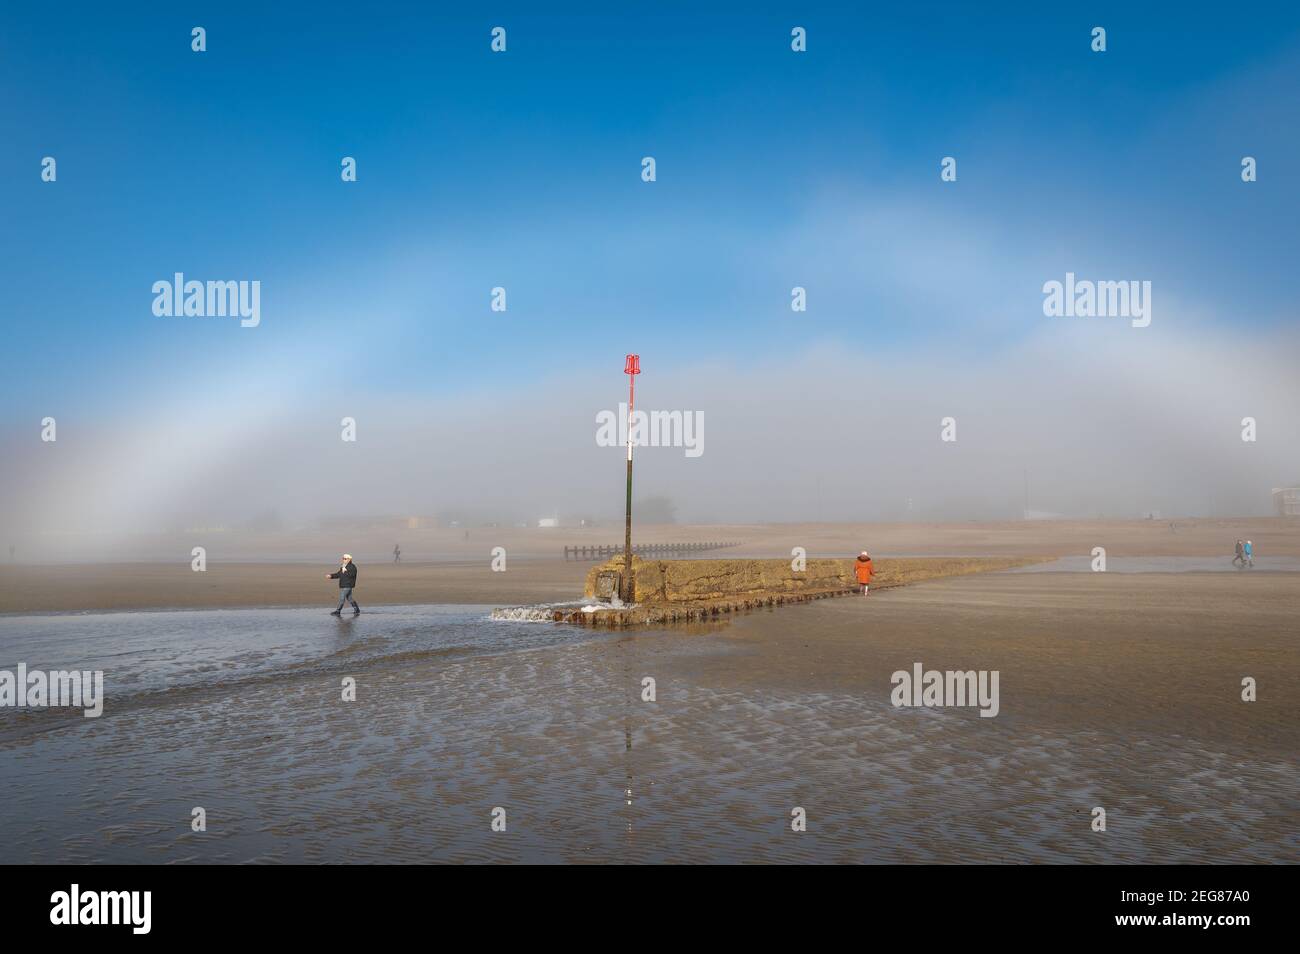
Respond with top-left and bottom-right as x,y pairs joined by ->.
490,598 -> 631,622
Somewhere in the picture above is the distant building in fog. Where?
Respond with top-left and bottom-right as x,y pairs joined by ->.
537,517 -> 559,528
1273,487 -> 1300,517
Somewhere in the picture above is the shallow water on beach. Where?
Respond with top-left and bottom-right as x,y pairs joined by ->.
1013,555 -> 1300,573
0,603 -> 602,704
0,574 -> 1294,864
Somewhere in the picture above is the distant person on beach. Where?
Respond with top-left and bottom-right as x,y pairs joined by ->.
326,554 -> 360,616
393,543 -> 401,564
854,550 -> 874,595
1232,539 -> 1246,567
1244,540 -> 1254,567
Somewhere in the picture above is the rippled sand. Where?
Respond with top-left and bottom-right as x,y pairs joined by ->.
1,572 -> 1295,863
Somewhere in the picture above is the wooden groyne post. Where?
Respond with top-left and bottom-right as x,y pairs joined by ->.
564,541 -> 742,561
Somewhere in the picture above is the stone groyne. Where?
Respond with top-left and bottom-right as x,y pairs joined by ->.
492,555 -> 1044,628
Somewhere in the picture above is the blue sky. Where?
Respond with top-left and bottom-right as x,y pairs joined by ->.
3,2 -> 1299,530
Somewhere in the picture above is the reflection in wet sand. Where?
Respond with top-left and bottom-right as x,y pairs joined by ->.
1,572 -> 1295,863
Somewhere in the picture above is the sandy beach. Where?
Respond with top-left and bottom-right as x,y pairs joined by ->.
1,546 -> 1295,863
4,517 -> 1294,615
0,559 -> 588,615
10,516 -> 1299,569
8,0 -> 1300,888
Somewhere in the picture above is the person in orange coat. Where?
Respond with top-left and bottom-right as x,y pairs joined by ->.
854,550 -> 874,595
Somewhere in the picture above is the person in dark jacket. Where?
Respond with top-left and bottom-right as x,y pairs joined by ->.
326,554 -> 360,616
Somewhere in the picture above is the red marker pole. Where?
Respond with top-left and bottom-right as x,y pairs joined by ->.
623,354 -> 640,601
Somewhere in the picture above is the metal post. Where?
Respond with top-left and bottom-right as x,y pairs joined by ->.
623,354 -> 640,601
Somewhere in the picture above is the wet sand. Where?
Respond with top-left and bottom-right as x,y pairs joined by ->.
0,560 -> 588,614
0,555 -> 1036,615
1,571 -> 1294,863
10,516 -> 1297,567
6,511 -> 1297,615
